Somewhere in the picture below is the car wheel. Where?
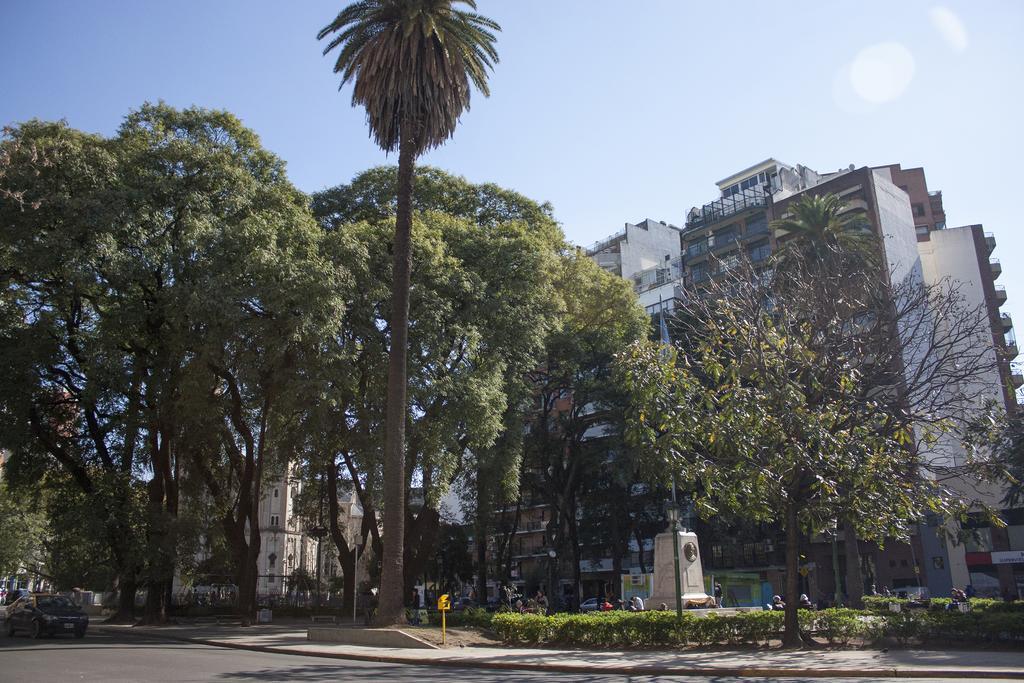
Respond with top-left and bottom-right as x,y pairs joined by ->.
30,619 -> 43,639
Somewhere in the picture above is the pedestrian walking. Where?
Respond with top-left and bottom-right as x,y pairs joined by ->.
714,582 -> 723,608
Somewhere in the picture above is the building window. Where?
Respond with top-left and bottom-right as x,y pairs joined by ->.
269,574 -> 275,584
913,203 -> 925,217
274,489 -> 278,498
268,552 -> 277,568
745,213 -> 768,235
687,239 -> 708,258
270,515 -> 279,527
713,229 -> 737,248
915,225 -> 929,236
750,243 -> 771,262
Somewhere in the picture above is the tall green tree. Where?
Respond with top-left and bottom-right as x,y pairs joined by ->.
307,166 -> 560,613
318,1 -> 501,624
619,240 -> 996,646
523,254 -> 648,609
0,479 -> 47,580
0,120 -> 148,621
0,106 -> 343,624
770,193 -> 995,607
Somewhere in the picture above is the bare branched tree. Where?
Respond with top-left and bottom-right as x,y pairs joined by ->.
622,222 -> 1005,644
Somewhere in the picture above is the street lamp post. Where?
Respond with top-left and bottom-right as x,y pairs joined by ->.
546,549 -> 557,614
666,504 -> 682,617
832,532 -> 843,607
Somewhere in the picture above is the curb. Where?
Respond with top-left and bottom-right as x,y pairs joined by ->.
94,626 -> 1024,679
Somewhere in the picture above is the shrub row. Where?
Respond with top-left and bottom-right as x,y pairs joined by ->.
425,607 -> 494,629
880,610 -> 1024,646
489,608 -> 1024,649
862,596 -> 1024,614
490,610 -> 786,648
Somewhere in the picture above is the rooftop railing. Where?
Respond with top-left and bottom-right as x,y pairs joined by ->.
584,228 -> 627,256
685,187 -> 768,230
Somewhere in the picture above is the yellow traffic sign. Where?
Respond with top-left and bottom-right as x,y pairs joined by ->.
437,593 -> 451,645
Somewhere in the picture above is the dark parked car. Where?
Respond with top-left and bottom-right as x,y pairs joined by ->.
5,594 -> 88,639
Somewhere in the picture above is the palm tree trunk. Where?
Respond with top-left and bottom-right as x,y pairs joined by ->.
375,120 -> 417,626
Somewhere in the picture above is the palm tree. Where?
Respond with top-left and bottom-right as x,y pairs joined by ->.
318,0 -> 500,625
771,193 -> 876,270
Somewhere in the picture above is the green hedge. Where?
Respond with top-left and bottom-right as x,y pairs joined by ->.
491,610 -> 786,648
862,596 -> 1024,614
490,608 -> 1024,649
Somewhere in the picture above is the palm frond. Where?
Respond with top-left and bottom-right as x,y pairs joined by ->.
319,0 -> 501,154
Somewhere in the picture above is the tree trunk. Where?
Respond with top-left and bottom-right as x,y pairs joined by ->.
610,509 -> 623,586
843,515 -> 865,608
782,496 -> 801,648
636,529 -> 647,573
325,462 -> 356,617
375,120 -> 417,626
144,582 -> 164,625
569,505 -> 582,608
239,477 -> 263,626
107,575 -> 137,624
403,506 -> 441,606
546,515 -> 561,612
475,475 -> 489,607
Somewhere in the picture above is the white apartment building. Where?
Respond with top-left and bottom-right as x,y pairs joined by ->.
586,218 -> 683,314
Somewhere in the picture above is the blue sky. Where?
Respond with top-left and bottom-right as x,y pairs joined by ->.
3,1 -> 1024,327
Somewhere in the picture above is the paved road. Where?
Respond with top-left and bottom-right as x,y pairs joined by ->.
0,630 -> 1015,682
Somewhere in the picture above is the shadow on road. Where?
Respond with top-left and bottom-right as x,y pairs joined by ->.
214,664 -> 617,682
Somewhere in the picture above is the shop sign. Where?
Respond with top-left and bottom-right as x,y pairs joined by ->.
991,550 -> 1024,565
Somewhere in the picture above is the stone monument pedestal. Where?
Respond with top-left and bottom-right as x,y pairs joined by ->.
648,529 -> 715,609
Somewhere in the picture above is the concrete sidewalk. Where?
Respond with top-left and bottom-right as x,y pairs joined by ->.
95,622 -> 1024,679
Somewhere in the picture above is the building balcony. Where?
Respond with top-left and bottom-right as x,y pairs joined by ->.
685,187 -> 768,230
995,284 -> 1008,306
990,259 -> 1002,279
1006,342 -> 1019,360
1002,313 -> 1014,331
985,232 -> 996,254
1012,370 -> 1024,389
